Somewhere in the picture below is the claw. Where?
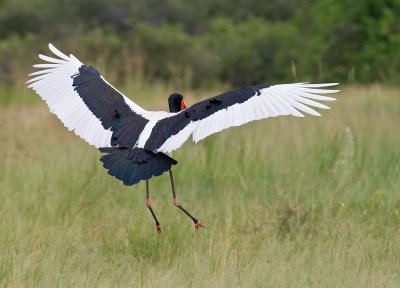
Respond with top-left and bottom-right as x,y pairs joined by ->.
156,224 -> 162,234
194,220 -> 205,230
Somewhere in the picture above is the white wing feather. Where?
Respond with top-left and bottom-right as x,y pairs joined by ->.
28,44 -> 339,154
157,83 -> 339,154
192,83 -> 338,143
27,44 -> 154,148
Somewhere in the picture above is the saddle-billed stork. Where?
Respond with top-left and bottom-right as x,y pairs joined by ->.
27,44 -> 339,233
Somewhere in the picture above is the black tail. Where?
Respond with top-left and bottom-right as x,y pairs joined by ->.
99,147 -> 177,186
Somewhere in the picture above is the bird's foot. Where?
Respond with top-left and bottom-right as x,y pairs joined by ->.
194,220 -> 205,230
156,224 -> 162,234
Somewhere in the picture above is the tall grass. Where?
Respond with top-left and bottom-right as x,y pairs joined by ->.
0,85 -> 399,287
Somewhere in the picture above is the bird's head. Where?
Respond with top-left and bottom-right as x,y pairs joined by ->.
168,93 -> 186,113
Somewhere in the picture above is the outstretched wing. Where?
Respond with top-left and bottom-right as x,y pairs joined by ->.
27,43 -> 153,148
144,83 -> 339,153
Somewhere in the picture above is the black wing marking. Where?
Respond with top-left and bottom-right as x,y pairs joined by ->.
73,65 -> 149,148
144,85 -> 269,151
144,83 -> 339,153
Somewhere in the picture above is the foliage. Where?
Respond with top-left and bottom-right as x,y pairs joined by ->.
0,85 -> 399,286
0,0 -> 399,87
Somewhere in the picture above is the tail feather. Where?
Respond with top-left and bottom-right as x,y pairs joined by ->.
99,147 -> 177,186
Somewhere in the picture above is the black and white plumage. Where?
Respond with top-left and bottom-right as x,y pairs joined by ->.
28,44 -> 339,231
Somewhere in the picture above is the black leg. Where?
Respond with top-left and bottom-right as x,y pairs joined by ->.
169,170 -> 204,230
146,180 -> 162,233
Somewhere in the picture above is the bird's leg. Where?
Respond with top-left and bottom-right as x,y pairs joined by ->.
169,170 -> 204,230
146,180 -> 162,234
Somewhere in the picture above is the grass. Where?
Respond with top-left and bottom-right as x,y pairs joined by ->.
0,84 -> 399,287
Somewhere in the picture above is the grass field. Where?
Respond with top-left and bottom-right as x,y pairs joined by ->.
0,85 -> 399,287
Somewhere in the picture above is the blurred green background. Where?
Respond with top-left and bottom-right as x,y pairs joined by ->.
1,1 -> 400,287
1,0 -> 399,90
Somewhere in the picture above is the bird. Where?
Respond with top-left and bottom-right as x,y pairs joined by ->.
27,44 -> 339,233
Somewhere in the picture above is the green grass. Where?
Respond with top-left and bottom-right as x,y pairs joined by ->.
0,85 -> 399,287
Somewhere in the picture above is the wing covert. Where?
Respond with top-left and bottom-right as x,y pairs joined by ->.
27,44 -> 151,148
146,83 -> 339,154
